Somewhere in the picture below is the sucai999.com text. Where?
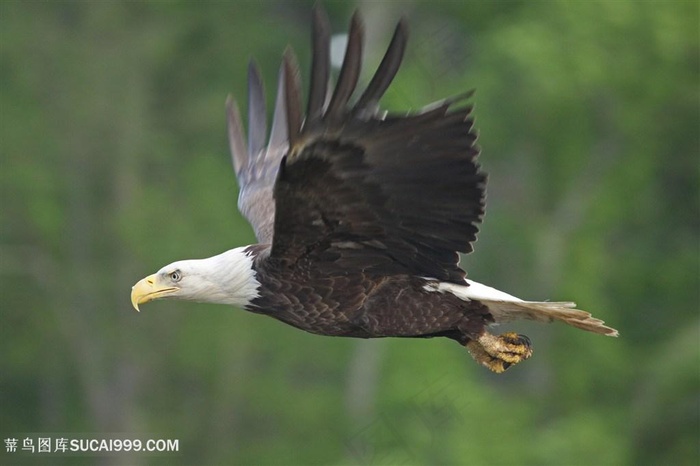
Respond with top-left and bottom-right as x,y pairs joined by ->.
4,436 -> 179,455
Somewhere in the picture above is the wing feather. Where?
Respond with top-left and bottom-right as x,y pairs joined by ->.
306,5 -> 331,128
247,61 -> 267,160
353,17 -> 408,116
283,47 -> 303,151
325,12 -> 363,122
268,64 -> 289,150
226,96 -> 247,175
232,65 -> 287,243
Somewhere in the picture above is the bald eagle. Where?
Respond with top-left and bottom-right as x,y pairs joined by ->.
131,7 -> 617,373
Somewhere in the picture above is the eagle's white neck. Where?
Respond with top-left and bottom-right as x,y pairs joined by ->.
166,246 -> 261,308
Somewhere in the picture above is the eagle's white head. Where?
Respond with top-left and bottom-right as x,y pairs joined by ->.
131,246 -> 261,311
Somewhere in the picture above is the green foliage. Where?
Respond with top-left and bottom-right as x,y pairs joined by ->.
1,1 -> 698,465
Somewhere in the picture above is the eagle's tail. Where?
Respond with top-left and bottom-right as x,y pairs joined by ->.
480,299 -> 619,337
425,280 -> 619,336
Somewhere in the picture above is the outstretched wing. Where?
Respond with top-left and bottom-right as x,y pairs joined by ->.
227,60 -> 289,243
227,7 -> 332,244
268,8 -> 486,284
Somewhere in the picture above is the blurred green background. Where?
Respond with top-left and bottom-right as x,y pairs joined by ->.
1,1 -> 698,465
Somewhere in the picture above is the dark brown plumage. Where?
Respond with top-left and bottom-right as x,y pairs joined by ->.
244,244 -> 491,341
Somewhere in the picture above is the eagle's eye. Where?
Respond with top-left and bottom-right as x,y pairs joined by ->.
169,270 -> 182,282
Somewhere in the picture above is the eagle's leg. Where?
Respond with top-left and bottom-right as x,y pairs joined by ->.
465,331 -> 533,373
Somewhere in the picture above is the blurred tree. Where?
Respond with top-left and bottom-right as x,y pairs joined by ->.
1,1 -> 697,465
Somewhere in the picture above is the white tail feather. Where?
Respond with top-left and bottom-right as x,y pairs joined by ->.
424,279 -> 619,337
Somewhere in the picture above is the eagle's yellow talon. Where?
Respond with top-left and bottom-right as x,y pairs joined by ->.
466,331 -> 533,373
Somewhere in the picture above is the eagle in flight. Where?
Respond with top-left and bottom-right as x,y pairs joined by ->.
131,7 -> 618,373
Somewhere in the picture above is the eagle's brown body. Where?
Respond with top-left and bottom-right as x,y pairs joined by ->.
248,245 -> 490,341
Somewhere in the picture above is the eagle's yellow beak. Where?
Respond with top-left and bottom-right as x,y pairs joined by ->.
130,274 -> 179,312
